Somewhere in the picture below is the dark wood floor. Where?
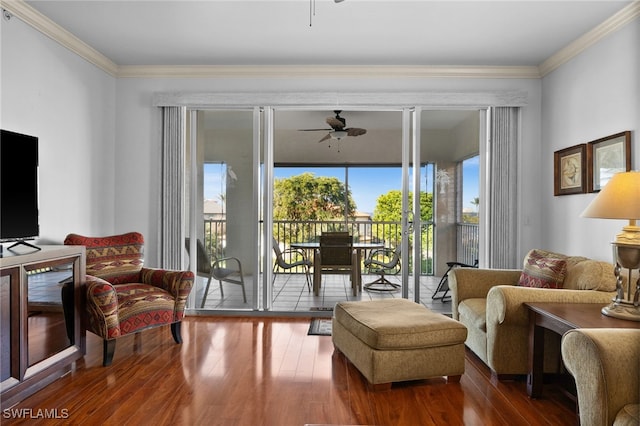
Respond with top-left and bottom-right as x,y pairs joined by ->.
4,316 -> 578,425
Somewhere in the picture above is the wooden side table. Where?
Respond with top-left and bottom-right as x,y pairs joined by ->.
525,302 -> 640,399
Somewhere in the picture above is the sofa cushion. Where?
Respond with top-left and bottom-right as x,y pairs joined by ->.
458,298 -> 487,332
563,259 -> 617,291
518,249 -> 567,289
114,283 -> 176,334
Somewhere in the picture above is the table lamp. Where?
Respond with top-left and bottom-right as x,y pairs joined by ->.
581,171 -> 640,321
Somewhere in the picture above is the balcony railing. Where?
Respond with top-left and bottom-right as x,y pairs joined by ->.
456,222 -> 479,266
202,219 -> 479,276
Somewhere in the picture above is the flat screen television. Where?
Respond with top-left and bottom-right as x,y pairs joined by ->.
0,129 -> 40,250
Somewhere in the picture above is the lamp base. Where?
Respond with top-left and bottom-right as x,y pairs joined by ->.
601,300 -> 640,322
616,224 -> 640,245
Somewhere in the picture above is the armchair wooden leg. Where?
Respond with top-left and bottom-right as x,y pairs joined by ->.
171,322 -> 182,344
103,339 -> 116,366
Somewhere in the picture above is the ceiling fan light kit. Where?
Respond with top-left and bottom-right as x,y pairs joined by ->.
330,130 -> 348,140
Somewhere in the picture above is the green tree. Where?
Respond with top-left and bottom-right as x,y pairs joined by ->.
373,190 -> 432,222
372,190 -> 433,245
273,172 -> 356,242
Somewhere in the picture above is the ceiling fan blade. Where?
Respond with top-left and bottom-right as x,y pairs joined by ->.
346,128 -> 367,137
298,128 -> 332,131
318,133 -> 332,143
326,117 -> 345,131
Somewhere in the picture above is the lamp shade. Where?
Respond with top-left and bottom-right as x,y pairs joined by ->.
581,171 -> 640,220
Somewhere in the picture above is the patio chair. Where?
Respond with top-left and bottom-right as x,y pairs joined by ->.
363,246 -> 401,292
313,233 -> 359,296
432,259 -> 478,302
272,237 -> 312,291
185,238 -> 246,306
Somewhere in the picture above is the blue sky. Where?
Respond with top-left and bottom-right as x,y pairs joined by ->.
205,160 -> 479,215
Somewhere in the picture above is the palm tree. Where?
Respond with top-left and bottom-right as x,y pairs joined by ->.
471,197 -> 480,213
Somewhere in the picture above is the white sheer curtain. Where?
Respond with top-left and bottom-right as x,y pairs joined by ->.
487,107 -> 519,269
160,106 -> 186,269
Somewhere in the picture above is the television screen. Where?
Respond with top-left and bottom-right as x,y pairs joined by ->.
0,130 -> 39,243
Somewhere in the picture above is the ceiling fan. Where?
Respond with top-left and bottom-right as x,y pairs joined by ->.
299,110 -> 367,143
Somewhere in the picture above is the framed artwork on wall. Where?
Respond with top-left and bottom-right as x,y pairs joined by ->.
554,144 -> 587,196
586,131 -> 631,192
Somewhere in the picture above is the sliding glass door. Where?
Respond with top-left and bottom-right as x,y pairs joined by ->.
186,109 -> 259,311
182,104 -> 480,313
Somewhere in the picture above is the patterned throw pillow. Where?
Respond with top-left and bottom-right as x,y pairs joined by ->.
518,250 -> 567,289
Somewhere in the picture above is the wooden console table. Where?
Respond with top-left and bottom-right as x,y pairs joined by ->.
1,245 -> 86,407
525,302 -> 640,399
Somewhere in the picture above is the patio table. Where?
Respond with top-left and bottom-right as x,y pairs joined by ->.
290,241 -> 384,294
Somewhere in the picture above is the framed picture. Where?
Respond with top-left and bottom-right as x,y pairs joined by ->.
554,144 -> 587,196
586,131 -> 631,192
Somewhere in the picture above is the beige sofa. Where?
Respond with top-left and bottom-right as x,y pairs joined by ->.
449,249 -> 617,378
562,328 -> 640,426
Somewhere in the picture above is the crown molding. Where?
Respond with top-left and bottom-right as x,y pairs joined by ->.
539,1 -> 640,77
117,65 -> 541,79
1,0 -> 118,76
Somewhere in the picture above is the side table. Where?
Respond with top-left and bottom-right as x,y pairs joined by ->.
525,302 -> 640,399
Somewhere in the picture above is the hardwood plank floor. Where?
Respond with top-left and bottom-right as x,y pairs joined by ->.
2,317 -> 578,425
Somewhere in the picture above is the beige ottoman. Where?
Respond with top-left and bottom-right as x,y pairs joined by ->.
332,299 -> 468,390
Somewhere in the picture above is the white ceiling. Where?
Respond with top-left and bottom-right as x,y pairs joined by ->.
24,0 -> 631,68
13,1 -> 634,162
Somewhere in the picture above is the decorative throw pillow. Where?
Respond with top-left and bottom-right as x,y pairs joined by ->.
518,250 -> 567,289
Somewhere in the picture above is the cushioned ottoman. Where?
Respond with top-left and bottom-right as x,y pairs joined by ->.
332,299 -> 468,389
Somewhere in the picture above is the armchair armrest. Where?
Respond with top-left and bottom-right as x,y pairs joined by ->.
562,329 -> 640,426
367,247 -> 394,259
85,274 -> 121,339
449,268 -> 521,319
484,285 -> 616,374
213,256 -> 242,268
487,286 -> 615,327
140,267 -> 194,318
282,247 -> 309,261
212,257 -> 243,280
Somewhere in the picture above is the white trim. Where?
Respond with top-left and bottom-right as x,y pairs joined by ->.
152,91 -> 529,108
4,0 -> 637,80
539,1 -> 640,77
118,65 -> 541,79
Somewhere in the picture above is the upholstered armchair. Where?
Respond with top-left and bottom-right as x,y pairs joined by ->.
562,328 -> 640,426
449,249 -> 617,379
64,232 -> 194,366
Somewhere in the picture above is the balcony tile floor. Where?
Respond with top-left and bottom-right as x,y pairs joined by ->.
194,273 -> 452,316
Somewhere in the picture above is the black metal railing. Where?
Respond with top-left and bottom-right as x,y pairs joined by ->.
203,219 -> 436,275
202,220 -> 480,275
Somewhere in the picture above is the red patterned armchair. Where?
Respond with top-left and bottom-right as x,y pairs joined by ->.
64,232 -> 194,366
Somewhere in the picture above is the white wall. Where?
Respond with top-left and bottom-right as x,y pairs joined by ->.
1,16 -> 116,245
541,20 -> 640,262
